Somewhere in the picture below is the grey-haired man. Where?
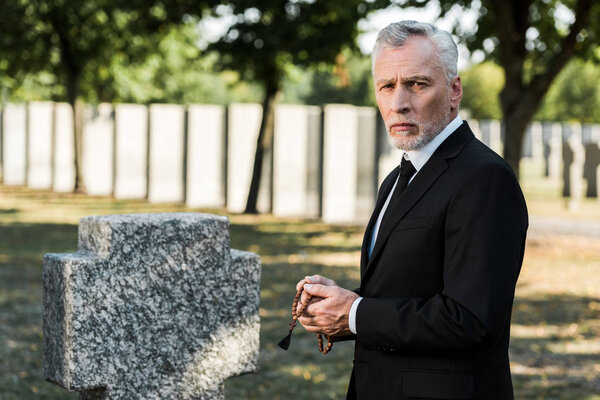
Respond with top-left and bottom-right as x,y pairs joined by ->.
297,21 -> 528,400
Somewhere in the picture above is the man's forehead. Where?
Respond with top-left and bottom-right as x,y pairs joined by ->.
373,38 -> 442,78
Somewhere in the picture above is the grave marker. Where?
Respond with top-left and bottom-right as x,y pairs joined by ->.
583,124 -> 600,198
186,105 -> 226,208
27,101 -> 53,189
562,123 -> 585,209
226,103 -> 268,213
53,103 -> 76,192
114,104 -> 148,199
83,104 -> 114,196
322,104 -> 377,224
272,104 -> 322,218
43,213 -> 261,399
2,103 -> 27,185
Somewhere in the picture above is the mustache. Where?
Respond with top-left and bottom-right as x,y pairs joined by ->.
386,118 -> 420,130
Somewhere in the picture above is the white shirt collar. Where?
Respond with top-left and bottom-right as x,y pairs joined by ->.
403,114 -> 463,172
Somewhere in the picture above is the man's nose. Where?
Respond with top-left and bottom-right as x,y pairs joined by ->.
391,87 -> 411,114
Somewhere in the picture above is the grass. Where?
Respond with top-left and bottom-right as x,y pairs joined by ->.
0,159 -> 599,399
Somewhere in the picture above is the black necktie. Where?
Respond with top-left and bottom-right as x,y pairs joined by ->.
382,157 -> 416,220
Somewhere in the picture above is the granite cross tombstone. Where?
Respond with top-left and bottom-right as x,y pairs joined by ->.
43,213 -> 261,400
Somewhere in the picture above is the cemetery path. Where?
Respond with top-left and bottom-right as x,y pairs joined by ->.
529,215 -> 600,238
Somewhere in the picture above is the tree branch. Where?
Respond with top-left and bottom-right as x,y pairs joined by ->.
528,0 -> 593,99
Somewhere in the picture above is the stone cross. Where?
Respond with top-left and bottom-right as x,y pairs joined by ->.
562,123 -> 585,210
43,213 -> 261,400
584,124 -> 600,198
543,122 -> 563,179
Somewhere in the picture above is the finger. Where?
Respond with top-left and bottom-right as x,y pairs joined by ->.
299,291 -> 312,312
296,278 -> 307,291
298,316 -> 323,333
303,283 -> 337,298
305,275 -> 337,286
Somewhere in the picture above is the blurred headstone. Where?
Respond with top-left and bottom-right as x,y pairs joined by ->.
543,122 -> 563,179
227,103 -> 270,213
83,103 -> 114,196
469,119 -> 482,141
377,114 -> 399,187
562,122 -> 585,210
53,103 -> 75,193
27,101 -> 53,189
479,120 -> 502,155
583,124 -> 600,198
2,103 -> 27,185
522,121 -> 544,161
148,104 -> 185,203
186,105 -> 226,209
114,104 -> 148,199
273,104 -> 322,218
322,104 -> 377,224
43,213 -> 260,400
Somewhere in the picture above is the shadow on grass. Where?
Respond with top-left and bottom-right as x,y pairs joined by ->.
1,211 -> 598,399
513,293 -> 600,326
0,222 -> 78,257
511,294 -> 600,399
230,221 -> 363,257
226,260 -> 359,400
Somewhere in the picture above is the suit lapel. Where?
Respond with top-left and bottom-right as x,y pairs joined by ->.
361,122 -> 474,281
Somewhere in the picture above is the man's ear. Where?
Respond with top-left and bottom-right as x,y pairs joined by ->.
450,75 -> 463,108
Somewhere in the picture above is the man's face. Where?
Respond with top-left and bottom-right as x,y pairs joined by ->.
373,36 -> 463,151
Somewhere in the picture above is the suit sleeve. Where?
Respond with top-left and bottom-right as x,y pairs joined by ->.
356,162 -> 528,352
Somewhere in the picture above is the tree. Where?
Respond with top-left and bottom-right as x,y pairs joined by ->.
460,62 -> 504,120
536,59 -> 600,123
394,0 -> 600,177
207,0 -> 387,214
0,0 -> 194,192
299,49 -> 376,107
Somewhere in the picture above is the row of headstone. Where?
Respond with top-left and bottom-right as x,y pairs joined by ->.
2,101 -> 600,222
0,101 -> 379,223
0,102 -> 228,205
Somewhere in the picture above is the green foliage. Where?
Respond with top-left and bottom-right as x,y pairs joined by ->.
460,62 -> 504,120
459,59 -> 600,122
536,59 -> 600,122
0,19 -> 262,105
208,1 -> 385,91
0,0 -> 192,103
105,21 -> 260,105
281,49 -> 375,107
395,0 -> 600,77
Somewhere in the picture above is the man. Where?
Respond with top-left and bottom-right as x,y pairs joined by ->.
297,21 -> 528,399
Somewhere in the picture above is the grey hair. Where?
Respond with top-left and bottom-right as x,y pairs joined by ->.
372,20 -> 458,83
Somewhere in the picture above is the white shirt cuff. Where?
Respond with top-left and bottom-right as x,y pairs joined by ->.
349,297 -> 363,334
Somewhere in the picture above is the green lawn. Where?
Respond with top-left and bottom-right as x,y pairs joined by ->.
1,161 -> 599,399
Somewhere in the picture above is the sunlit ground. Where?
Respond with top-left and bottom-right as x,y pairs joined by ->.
0,158 -> 599,399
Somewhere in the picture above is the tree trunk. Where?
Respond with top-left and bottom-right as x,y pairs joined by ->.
502,112 -> 530,178
500,81 -> 542,179
66,69 -> 86,193
491,0 -> 593,179
244,80 -> 279,214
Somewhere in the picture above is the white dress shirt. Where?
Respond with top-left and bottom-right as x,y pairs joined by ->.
348,114 -> 463,334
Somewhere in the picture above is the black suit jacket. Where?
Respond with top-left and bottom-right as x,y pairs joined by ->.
347,122 -> 528,400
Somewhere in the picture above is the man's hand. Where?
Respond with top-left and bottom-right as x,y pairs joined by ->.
297,280 -> 359,337
296,274 -> 338,291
